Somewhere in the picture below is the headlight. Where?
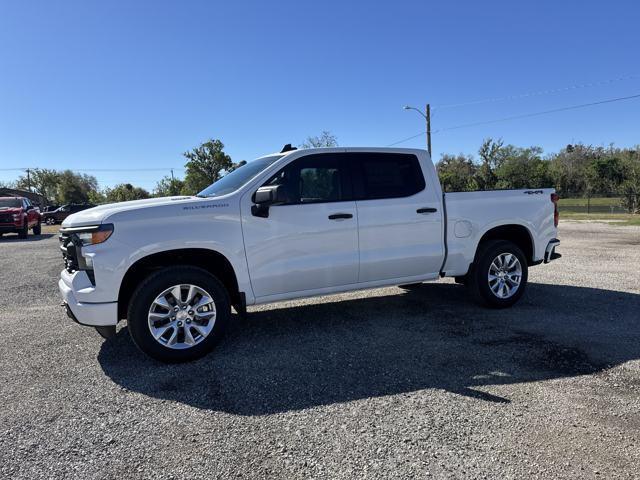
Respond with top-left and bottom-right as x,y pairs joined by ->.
12,214 -> 20,220
61,224 -> 114,246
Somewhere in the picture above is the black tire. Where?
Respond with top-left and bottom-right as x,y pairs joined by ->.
468,240 -> 528,308
33,221 -> 41,235
18,221 -> 28,239
454,275 -> 468,285
127,266 -> 231,363
46,217 -> 56,225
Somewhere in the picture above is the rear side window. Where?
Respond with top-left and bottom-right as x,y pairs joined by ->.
351,153 -> 425,200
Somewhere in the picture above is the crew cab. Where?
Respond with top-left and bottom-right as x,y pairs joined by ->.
58,147 -> 561,362
0,197 -> 42,238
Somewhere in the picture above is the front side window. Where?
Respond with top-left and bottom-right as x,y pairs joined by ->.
263,153 -> 352,204
352,153 -> 426,200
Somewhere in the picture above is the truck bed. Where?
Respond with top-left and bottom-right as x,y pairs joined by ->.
441,189 -> 558,277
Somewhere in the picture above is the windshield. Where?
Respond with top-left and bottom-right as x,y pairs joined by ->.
0,198 -> 21,208
198,155 -> 283,197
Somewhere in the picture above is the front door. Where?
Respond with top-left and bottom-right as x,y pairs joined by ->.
241,152 -> 359,299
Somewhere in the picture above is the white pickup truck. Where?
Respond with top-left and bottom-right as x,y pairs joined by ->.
59,146 -> 561,362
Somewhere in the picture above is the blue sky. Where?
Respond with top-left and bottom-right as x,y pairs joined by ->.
1,0 -> 639,190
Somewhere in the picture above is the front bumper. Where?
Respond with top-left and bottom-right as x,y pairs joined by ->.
58,275 -> 117,327
544,239 -> 561,263
0,223 -> 20,233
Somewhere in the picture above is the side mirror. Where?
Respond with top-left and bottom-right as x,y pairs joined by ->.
252,185 -> 287,204
251,185 -> 287,217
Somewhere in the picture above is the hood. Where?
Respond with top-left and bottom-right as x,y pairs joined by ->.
61,196 -> 194,227
0,207 -> 23,213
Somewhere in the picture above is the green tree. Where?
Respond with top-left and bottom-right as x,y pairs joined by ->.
181,139 -> 233,195
436,154 -> 478,192
56,170 -> 99,204
586,156 -> 625,193
104,183 -> 150,203
619,147 -> 640,213
300,131 -> 338,148
548,144 -> 604,196
494,145 -> 552,189
15,168 -> 61,202
154,176 -> 186,197
476,138 -> 504,190
87,189 -> 106,205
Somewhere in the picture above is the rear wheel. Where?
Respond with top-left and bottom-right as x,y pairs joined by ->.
46,217 -> 56,225
468,240 -> 528,308
127,266 -> 231,362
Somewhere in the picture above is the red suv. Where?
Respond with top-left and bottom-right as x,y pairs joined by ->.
0,197 -> 42,238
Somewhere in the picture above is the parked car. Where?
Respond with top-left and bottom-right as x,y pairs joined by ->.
58,146 -> 561,362
43,203 -> 95,225
0,196 -> 42,238
42,205 -> 61,213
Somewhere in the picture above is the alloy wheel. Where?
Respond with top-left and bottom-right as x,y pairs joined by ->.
487,253 -> 522,299
147,284 -> 217,350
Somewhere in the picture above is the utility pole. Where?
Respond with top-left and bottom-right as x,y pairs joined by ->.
26,168 -> 32,192
171,168 -> 175,181
403,104 -> 432,156
426,103 -> 432,157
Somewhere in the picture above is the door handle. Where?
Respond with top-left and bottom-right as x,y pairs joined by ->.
417,207 -> 438,214
328,213 -> 353,220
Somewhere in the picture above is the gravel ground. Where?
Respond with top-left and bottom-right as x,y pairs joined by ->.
0,222 -> 639,479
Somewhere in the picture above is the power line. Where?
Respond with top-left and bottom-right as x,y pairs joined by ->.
0,167 -> 184,172
74,168 -> 185,172
434,93 -> 640,133
387,93 -> 640,146
387,131 -> 426,146
434,73 -> 640,109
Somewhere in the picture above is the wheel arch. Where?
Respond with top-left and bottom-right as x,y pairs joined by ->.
474,224 -> 535,265
117,248 -> 241,320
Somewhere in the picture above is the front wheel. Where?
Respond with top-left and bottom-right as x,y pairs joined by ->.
33,222 -> 41,235
468,240 -> 528,308
45,217 -> 56,225
127,266 -> 231,362
18,221 -> 28,239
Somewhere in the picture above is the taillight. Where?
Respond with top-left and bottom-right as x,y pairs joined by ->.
550,193 -> 559,227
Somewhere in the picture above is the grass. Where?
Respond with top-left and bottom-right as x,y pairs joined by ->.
558,196 -> 621,207
558,196 -> 628,214
42,224 -> 60,234
561,212 -> 640,226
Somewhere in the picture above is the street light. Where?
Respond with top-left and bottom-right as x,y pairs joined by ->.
403,104 -> 431,156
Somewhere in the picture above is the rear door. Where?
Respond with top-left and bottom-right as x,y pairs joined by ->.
350,152 -> 444,282
242,152 -> 359,299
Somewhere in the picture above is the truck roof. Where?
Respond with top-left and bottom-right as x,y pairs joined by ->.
274,146 -> 428,157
